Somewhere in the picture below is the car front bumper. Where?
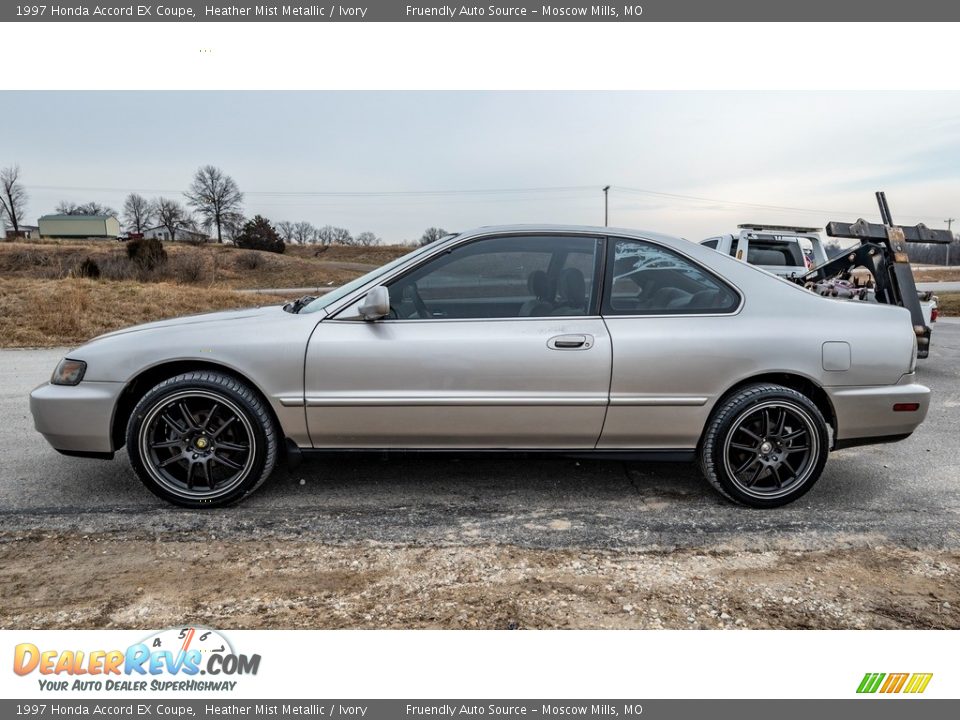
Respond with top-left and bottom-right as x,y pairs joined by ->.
30,381 -> 124,455
827,373 -> 930,446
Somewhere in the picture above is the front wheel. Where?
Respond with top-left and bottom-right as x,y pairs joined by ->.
698,384 -> 830,508
126,371 -> 278,508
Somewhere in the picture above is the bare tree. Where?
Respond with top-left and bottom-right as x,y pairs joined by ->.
419,227 -> 448,246
354,231 -> 381,247
0,165 -> 28,235
153,197 -> 191,242
55,200 -> 118,217
122,193 -> 154,234
185,165 -> 244,243
316,225 -> 353,246
293,221 -> 315,245
277,221 -> 295,244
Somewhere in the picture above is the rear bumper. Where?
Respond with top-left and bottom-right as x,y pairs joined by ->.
30,381 -> 123,454
826,373 -> 929,445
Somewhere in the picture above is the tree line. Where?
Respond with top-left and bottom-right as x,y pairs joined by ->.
1,163 -> 449,249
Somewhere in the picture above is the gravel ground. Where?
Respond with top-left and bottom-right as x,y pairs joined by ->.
1,537 -> 957,630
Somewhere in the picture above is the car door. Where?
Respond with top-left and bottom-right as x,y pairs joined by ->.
303,233 -> 612,449
598,236 -> 744,450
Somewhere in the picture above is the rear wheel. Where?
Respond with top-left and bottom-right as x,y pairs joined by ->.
699,384 -> 829,508
126,371 -> 277,508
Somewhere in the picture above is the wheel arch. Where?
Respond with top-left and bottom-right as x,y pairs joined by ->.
111,359 -> 282,452
706,372 -> 837,445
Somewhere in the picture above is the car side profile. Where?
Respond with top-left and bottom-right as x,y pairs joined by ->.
30,225 -> 930,508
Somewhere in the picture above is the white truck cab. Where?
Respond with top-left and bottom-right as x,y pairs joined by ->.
701,223 -> 937,327
701,224 -> 829,278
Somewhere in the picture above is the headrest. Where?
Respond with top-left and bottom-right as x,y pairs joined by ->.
527,270 -> 550,300
557,268 -> 586,308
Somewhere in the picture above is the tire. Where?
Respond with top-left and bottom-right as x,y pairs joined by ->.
126,371 -> 278,508
698,383 -> 829,508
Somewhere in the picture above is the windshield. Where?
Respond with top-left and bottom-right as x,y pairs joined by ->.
299,239 -> 453,314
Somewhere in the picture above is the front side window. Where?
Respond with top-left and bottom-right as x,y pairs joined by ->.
386,235 -> 601,319
604,237 -> 740,315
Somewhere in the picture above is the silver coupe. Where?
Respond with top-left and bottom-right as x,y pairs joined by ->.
30,226 -> 930,508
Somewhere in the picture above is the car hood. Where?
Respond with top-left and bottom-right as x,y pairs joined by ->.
91,304 -> 284,340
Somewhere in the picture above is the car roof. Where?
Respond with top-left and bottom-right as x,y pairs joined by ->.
456,224 -> 689,247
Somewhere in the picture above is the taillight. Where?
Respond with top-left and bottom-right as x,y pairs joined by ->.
931,307 -> 938,323
893,403 -> 920,412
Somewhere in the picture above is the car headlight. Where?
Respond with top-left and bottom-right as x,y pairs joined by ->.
51,358 -> 87,386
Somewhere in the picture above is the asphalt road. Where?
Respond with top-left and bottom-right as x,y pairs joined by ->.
2,328 -> 959,551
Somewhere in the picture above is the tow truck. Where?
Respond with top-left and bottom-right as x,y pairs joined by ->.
701,192 -> 949,357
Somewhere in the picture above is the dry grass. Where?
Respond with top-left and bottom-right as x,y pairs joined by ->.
0,239 -> 409,290
0,278 -> 289,348
913,267 -> 960,282
936,292 -> 960,317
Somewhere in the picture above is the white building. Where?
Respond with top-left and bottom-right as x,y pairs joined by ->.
142,225 -> 210,243
38,214 -> 120,239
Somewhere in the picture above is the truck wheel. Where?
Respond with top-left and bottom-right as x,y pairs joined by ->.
126,371 -> 278,508
699,384 -> 829,508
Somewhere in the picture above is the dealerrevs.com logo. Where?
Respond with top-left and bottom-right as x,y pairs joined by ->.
857,673 -> 933,695
13,627 -> 260,693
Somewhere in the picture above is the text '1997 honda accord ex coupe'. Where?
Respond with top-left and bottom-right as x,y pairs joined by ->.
30,226 -> 930,508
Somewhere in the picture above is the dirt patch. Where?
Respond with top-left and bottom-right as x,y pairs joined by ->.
1,535 -> 956,630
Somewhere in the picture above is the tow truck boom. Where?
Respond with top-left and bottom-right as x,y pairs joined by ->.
797,192 -> 951,358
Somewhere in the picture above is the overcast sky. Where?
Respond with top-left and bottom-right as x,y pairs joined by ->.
2,91 -> 959,244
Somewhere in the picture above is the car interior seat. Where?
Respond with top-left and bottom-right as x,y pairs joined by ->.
519,270 -> 555,316
550,268 -> 587,315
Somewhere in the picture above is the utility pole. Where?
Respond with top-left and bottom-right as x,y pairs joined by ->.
946,218 -> 955,266
602,185 -> 610,227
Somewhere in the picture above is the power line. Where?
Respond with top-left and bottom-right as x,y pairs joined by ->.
612,185 -> 944,223
24,184 -> 599,198
22,181 -> 952,223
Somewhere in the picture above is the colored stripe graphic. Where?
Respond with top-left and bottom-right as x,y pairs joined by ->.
880,673 -> 909,693
857,673 -> 885,693
857,672 -> 932,694
904,674 -> 934,694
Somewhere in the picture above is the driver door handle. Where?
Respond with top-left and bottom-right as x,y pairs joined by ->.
547,334 -> 593,350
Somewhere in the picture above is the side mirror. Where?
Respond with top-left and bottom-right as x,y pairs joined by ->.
358,285 -> 390,320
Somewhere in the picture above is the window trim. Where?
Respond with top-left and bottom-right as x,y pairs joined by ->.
601,235 -> 743,318
332,232 -> 607,323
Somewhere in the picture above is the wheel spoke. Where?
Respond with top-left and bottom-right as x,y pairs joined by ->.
783,428 -> 807,441
185,461 -> 196,490
178,402 -> 198,430
158,453 -> 185,469
738,426 -> 763,442
160,413 -> 186,434
211,415 -> 236,438
201,403 -> 220,431
734,456 -> 758,475
150,438 -> 182,450
775,409 -> 787,436
212,453 -> 243,471
202,461 -> 214,490
784,445 -> 809,453
764,408 -> 774,436
217,441 -> 248,453
746,463 -> 764,487
771,465 -> 783,489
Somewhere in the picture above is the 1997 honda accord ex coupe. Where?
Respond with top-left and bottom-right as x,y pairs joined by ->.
30,225 -> 930,508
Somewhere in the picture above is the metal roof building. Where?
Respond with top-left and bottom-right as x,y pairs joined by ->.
38,214 -> 120,239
